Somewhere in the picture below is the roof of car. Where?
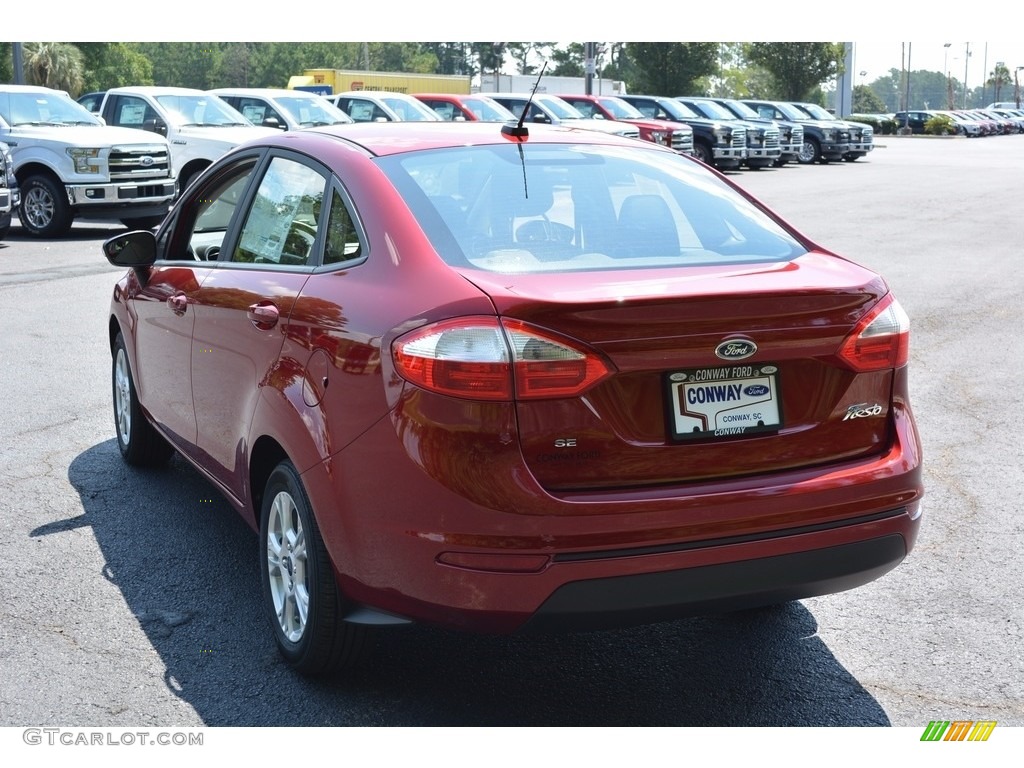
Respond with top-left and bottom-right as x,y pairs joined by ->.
295,120 -> 669,157
211,88 -> 322,98
107,86 -> 213,96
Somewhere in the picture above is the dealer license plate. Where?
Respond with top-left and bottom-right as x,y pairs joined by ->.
666,364 -> 782,441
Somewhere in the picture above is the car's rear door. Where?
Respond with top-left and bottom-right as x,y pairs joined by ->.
189,151 -> 329,496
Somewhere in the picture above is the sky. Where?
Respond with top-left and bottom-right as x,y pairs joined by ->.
852,41 -> 1024,86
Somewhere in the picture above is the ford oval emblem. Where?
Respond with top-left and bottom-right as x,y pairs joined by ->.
715,339 -> 757,360
140,155 -> 154,167
744,384 -> 769,396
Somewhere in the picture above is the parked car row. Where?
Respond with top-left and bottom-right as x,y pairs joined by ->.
891,108 -> 1024,136
0,82 -> 880,239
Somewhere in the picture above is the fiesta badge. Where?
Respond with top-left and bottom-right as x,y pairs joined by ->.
715,339 -> 757,360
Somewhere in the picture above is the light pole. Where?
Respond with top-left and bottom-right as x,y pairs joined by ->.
1016,66 -> 1024,109
944,43 -> 952,109
963,42 -> 971,108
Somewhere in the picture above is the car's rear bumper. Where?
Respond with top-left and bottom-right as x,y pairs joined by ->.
520,527 -> 910,632
305,387 -> 923,634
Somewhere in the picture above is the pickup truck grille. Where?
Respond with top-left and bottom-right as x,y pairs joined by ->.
109,146 -> 172,181
730,128 -> 746,148
616,127 -> 641,140
671,131 -> 694,154
763,128 -> 780,150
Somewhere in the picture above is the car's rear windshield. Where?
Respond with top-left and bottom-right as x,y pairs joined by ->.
376,142 -> 807,274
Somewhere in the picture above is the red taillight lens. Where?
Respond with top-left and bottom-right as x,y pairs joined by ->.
837,294 -> 910,372
392,317 -> 612,401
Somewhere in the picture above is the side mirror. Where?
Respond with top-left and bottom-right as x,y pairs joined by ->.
103,230 -> 157,268
262,116 -> 284,130
143,118 -> 168,137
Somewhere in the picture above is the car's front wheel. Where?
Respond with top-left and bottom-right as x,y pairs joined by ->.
797,137 -> 821,164
261,460 -> 367,676
19,174 -> 72,238
691,141 -> 713,166
112,332 -> 174,466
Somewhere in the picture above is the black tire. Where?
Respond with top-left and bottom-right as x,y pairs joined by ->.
112,332 -> 174,466
18,174 -> 73,237
177,165 -> 207,198
260,460 -> 368,676
796,137 -> 821,165
691,141 -> 713,166
120,215 -> 165,230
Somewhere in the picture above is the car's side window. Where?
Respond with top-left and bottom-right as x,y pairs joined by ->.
113,95 -> 163,132
237,98 -> 286,128
232,157 -> 327,267
323,188 -> 364,266
171,159 -> 259,261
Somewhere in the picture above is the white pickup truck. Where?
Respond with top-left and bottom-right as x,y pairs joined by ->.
0,141 -> 18,240
0,85 -> 176,237
95,86 -> 278,194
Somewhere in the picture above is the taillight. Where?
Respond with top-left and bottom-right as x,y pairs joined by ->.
837,294 -> 910,372
392,317 -> 613,401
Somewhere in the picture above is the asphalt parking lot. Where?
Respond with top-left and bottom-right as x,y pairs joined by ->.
0,134 -> 1022,728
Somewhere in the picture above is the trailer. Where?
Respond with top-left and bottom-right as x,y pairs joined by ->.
290,69 -> 471,96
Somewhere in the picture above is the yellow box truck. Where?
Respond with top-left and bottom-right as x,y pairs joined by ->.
290,70 -> 471,95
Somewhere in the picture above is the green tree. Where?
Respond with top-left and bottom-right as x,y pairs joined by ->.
746,42 -> 844,101
472,43 -> 508,81
75,43 -> 153,91
549,43 -> 586,77
626,42 -> 717,96
367,43 -> 436,73
421,43 -> 473,75
248,43 -> 360,88
852,84 -> 886,113
0,43 -> 13,83
24,42 -> 85,96
600,43 -> 637,85
137,43 -> 224,88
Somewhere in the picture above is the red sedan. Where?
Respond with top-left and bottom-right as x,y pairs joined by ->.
103,121 -> 922,676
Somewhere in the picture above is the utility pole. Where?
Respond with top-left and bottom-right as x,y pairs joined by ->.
13,42 -> 24,84
585,42 -> 595,96
963,43 -> 971,108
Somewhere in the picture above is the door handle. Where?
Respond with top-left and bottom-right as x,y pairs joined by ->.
167,293 -> 188,316
247,302 -> 280,330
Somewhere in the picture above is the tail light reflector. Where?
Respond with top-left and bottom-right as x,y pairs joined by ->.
837,294 -> 910,372
393,316 -> 612,401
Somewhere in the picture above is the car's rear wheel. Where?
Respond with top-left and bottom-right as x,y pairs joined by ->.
261,460 -> 367,676
112,332 -> 174,466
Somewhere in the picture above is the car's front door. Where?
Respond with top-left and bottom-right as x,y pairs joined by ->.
132,154 -> 262,457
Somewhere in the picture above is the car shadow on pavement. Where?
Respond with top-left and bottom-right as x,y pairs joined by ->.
65,439 -> 890,727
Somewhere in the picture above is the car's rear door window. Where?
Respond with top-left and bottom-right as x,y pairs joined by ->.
232,156 -> 327,267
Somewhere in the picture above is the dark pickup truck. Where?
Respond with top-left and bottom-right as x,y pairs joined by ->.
743,99 -> 851,164
618,94 -> 747,170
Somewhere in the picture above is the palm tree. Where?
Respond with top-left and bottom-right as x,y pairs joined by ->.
987,64 -> 1012,102
24,42 -> 85,96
